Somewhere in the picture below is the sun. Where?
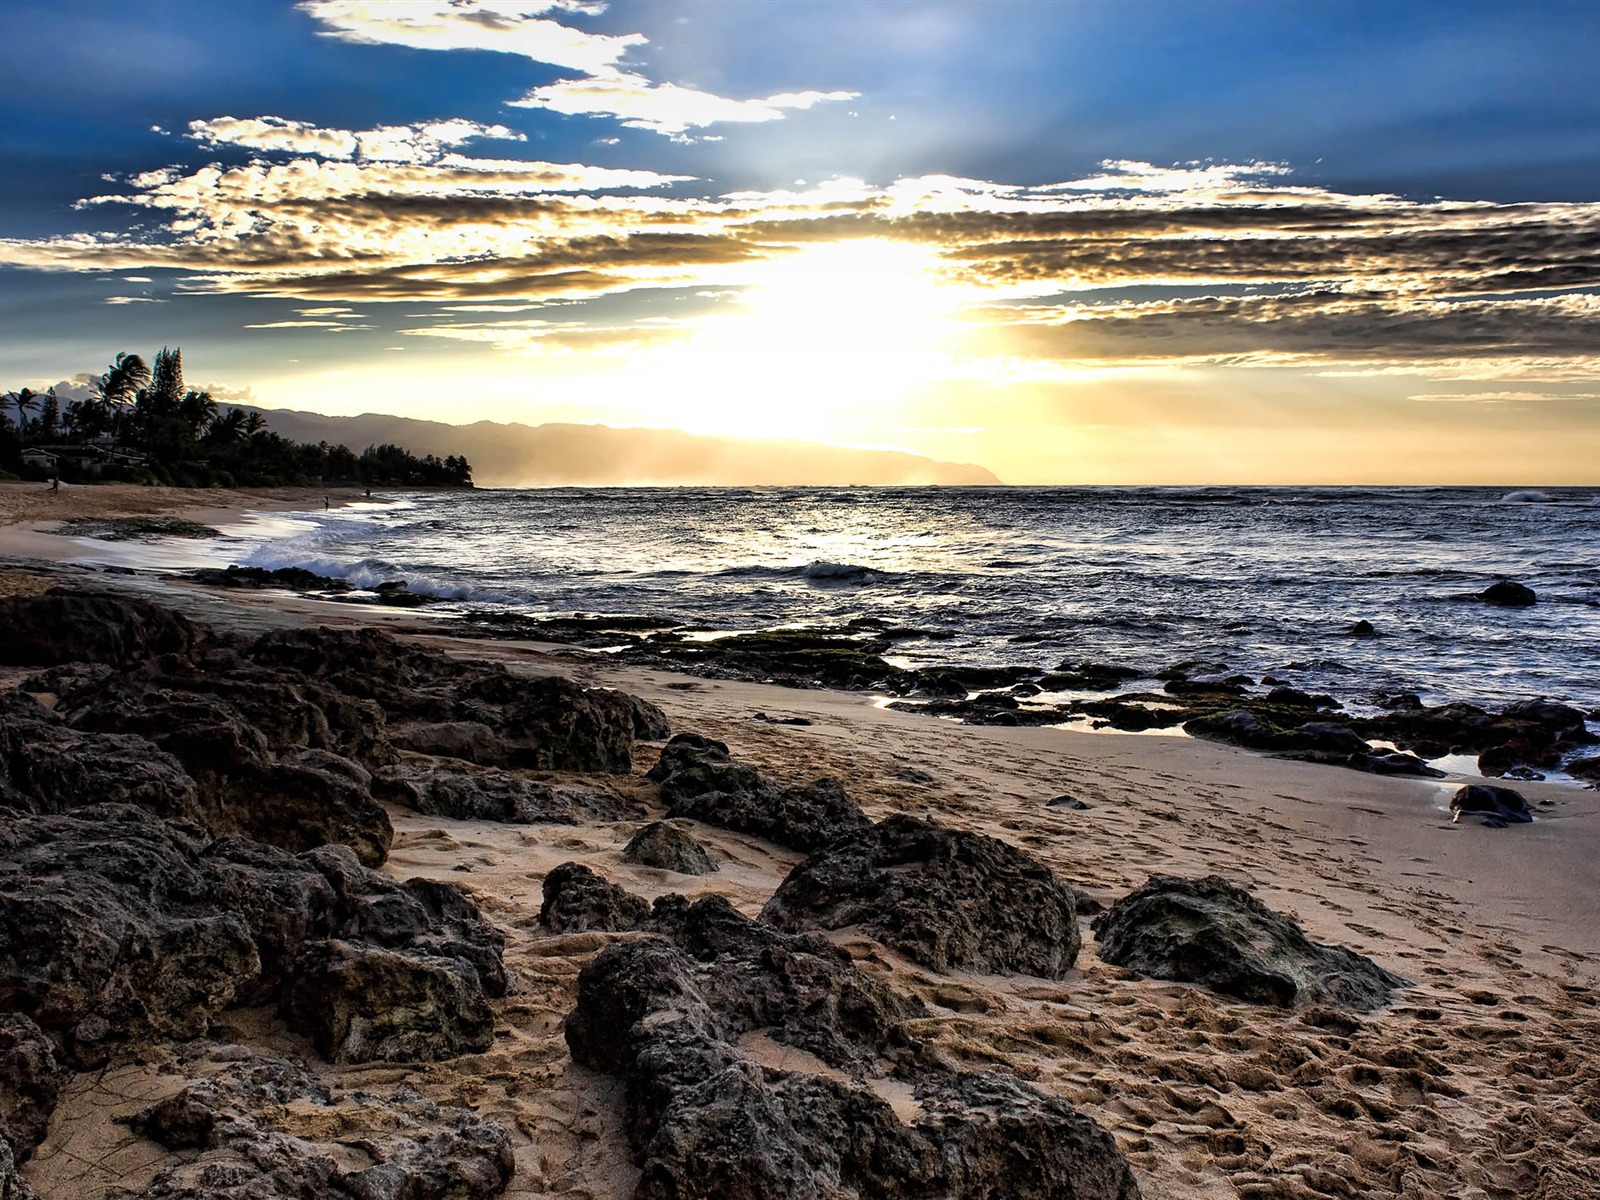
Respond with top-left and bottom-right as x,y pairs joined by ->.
644,238 -> 962,442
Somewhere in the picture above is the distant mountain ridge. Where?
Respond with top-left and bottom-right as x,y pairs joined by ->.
242,408 -> 1001,487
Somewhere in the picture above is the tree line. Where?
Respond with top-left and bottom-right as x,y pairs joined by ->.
1,349 -> 471,488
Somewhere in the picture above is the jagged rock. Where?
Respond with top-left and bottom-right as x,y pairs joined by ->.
1092,874 -> 1408,1011
247,625 -> 642,772
279,939 -> 496,1064
540,862 -> 651,933
0,1014 -> 64,1166
567,899 -> 1137,1200
763,815 -> 1081,978
124,1050 -> 513,1198
1343,619 -> 1379,637
0,806 -> 259,1067
0,694 -> 202,823
64,684 -> 393,866
1046,794 -> 1091,811
1568,756 -> 1600,782
1480,579 -> 1536,607
1451,783 -> 1535,826
649,734 -> 870,852
601,688 -> 672,740
375,756 -> 640,825
186,563 -> 355,592
0,589 -> 198,668
625,822 -> 719,875
1041,661 -> 1145,691
0,807 -> 504,1067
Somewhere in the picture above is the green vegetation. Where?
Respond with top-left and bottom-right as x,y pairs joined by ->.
1,349 -> 472,488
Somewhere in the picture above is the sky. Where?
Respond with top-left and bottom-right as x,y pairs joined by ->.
3,0 -> 1599,484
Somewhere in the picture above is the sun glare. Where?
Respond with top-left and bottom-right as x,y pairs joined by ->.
641,239 -> 961,442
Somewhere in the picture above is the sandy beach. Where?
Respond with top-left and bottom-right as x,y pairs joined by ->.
4,485 -> 1599,1200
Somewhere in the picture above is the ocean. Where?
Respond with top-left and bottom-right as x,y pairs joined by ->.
83,485 -> 1600,721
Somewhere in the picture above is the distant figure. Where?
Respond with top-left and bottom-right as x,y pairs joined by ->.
324,496 -> 330,510
49,476 -> 59,493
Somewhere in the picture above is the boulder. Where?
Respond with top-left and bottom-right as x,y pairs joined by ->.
624,821 -> 719,874
0,807 -> 504,1067
0,1014 -> 64,1166
1480,579 -> 1536,607
0,806 -> 260,1067
1450,783 -> 1535,826
278,939 -> 496,1064
1343,619 -> 1379,637
1092,874 -> 1408,1011
65,685 -> 393,866
246,625 -> 641,773
376,758 -> 639,824
540,862 -> 651,934
762,815 -> 1081,978
566,899 -> 1138,1200
125,1050 -> 513,1199
0,589 -> 198,668
0,694 -> 202,824
649,734 -> 870,852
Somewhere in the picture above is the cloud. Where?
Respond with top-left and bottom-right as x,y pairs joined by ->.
187,115 -> 523,164
1408,390 -> 1600,403
299,0 -> 854,140
298,0 -> 645,74
511,72 -> 857,138
5,156 -> 1600,381
103,295 -> 163,304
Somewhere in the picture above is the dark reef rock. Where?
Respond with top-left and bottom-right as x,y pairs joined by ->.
624,821 -> 719,875
0,694 -> 202,823
0,589 -> 199,668
0,806 -> 504,1067
1480,579 -> 1537,607
0,806 -> 259,1067
540,862 -> 652,934
1450,783 -> 1535,827
278,939 -> 496,1063
0,1014 -> 64,1167
125,1050 -> 513,1199
649,733 -> 871,852
1042,661 -> 1145,691
762,814 -> 1081,978
62,677 -> 393,866
377,757 -> 640,824
1092,874 -> 1409,1011
566,896 -> 1138,1200
247,625 -> 641,773
186,564 -> 355,593
1343,619 -> 1380,637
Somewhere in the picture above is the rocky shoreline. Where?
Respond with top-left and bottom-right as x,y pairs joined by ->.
0,584 -> 1482,1198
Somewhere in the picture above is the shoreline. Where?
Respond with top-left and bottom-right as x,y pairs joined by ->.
4,525 -> 1600,1197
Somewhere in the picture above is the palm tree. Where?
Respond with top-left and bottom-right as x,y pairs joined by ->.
204,407 -> 248,447
243,411 -> 268,438
97,353 -> 150,448
179,389 -> 217,439
5,387 -> 39,431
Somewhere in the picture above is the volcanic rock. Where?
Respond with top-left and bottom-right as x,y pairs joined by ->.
0,694 -> 202,823
539,862 -> 651,933
247,625 -> 641,772
1450,783 -> 1535,826
649,733 -> 870,852
624,821 -> 719,874
0,1014 -> 64,1166
376,757 -> 639,824
0,805 -> 260,1066
125,1050 -> 513,1198
1092,874 -> 1409,1010
1480,579 -> 1537,607
762,814 -> 1081,978
566,898 -> 1138,1200
278,939 -> 496,1064
0,589 -> 199,668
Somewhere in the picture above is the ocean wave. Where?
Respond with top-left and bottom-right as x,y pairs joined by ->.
1501,490 -> 1554,503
